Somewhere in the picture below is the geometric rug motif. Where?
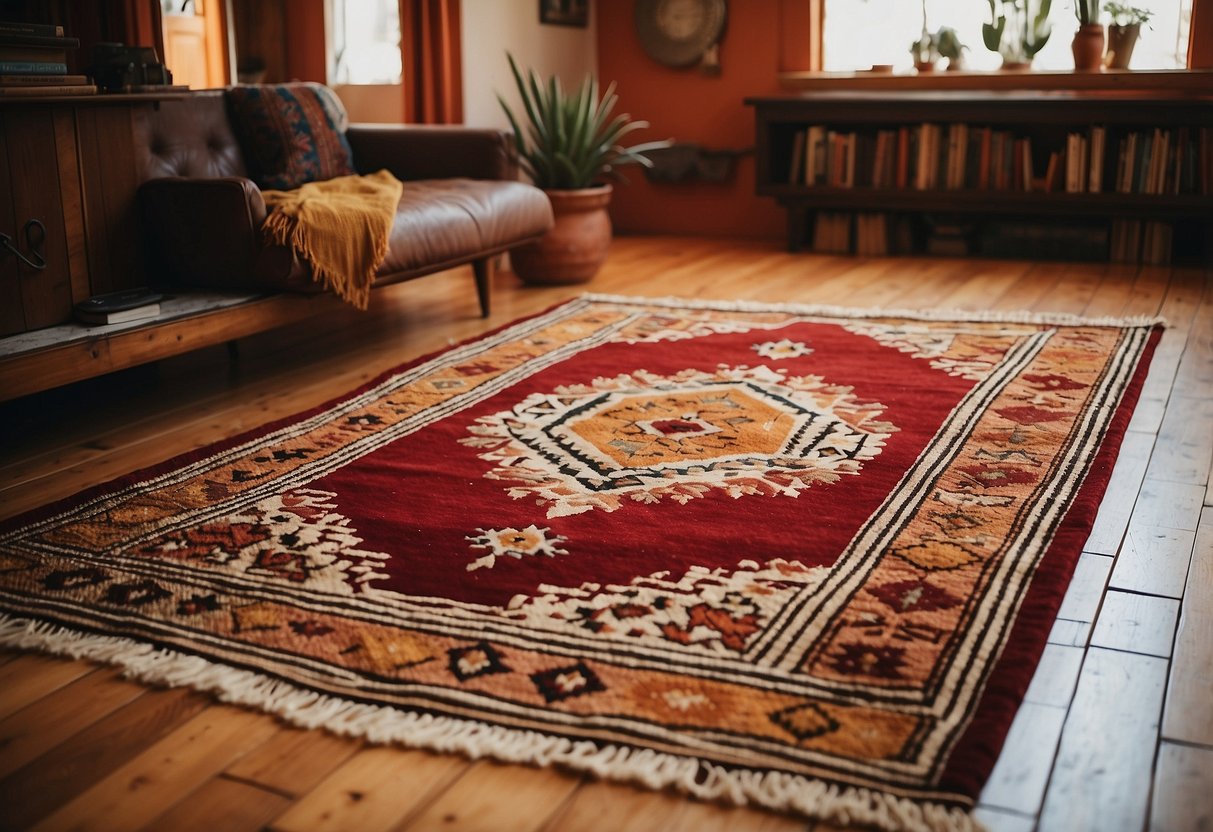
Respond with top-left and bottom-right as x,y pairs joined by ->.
0,294 -> 1162,832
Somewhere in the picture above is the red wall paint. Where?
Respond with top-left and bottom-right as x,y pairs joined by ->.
596,1 -> 789,239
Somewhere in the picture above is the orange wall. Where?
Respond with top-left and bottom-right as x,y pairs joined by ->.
596,1 -> 791,239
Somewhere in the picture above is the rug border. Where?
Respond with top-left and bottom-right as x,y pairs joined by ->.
584,292 -> 1167,328
0,612 -> 981,832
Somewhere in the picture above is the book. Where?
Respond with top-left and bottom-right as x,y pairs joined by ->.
1088,126 -> 1105,194
0,83 -> 95,96
0,21 -> 65,38
122,84 -> 190,93
0,46 -> 69,63
0,33 -> 78,48
0,60 -> 67,74
0,73 -> 87,85
75,302 -> 161,326
74,288 -> 164,325
788,129 -> 805,184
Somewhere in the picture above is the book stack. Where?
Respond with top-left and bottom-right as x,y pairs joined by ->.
0,20 -> 95,97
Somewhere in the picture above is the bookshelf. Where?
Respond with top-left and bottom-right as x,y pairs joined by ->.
746,90 -> 1213,264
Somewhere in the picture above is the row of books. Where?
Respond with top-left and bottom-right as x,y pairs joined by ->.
1110,219 -> 1173,265
785,123 -> 1213,196
0,19 -> 96,97
803,210 -> 1178,265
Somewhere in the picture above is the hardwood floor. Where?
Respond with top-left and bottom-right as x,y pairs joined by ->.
0,237 -> 1209,832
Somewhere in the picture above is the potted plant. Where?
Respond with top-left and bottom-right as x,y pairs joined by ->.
935,27 -> 968,70
497,54 -> 669,284
983,0 -> 1053,69
1072,0 -> 1105,70
910,30 -> 940,72
1104,2 -> 1151,68
910,0 -> 939,72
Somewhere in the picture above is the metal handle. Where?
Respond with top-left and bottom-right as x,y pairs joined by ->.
0,219 -> 47,271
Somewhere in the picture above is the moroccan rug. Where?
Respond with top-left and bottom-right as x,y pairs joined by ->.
0,295 -> 1161,832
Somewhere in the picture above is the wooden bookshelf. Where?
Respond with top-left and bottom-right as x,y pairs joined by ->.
746,90 -> 1213,263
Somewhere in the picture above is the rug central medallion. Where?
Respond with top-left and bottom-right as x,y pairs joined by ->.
463,366 -> 897,517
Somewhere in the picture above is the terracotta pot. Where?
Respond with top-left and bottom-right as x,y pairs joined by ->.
914,59 -> 937,73
1000,60 -> 1033,71
1106,23 -> 1140,69
1072,24 -> 1106,71
510,185 -> 613,285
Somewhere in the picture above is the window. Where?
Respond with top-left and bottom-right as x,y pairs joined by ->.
329,0 -> 402,85
821,0 -> 1193,72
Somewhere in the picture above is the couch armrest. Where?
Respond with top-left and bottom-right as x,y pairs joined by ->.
345,125 -> 520,182
140,177 -> 266,288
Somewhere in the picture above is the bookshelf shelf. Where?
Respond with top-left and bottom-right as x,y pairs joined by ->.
747,91 -> 1213,263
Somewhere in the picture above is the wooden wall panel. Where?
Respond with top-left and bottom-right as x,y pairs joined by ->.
4,109 -> 72,330
75,106 -> 144,295
0,121 -> 25,336
52,109 -> 90,305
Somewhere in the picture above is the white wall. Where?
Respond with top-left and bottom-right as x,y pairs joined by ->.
460,0 -> 598,130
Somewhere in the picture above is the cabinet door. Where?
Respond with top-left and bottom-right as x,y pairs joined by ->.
0,124 -> 24,336
1,108 -> 73,331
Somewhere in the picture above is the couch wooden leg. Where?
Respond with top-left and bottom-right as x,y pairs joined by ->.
473,258 -> 492,318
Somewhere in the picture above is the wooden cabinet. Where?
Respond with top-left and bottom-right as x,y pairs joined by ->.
0,96 -> 161,336
746,90 -> 1213,262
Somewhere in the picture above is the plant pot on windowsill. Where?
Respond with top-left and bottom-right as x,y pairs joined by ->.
1106,23 -> 1141,68
1072,23 -> 1106,70
497,54 -> 669,286
509,185 -> 613,285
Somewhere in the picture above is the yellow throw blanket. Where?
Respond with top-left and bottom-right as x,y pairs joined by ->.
261,169 -> 403,310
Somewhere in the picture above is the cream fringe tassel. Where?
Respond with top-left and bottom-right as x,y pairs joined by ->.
582,292 -> 1166,329
0,612 -> 984,832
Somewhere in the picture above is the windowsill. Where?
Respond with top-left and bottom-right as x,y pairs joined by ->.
779,68 -> 1213,94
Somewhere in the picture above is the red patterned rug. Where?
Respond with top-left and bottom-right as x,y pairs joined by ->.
0,295 -> 1161,831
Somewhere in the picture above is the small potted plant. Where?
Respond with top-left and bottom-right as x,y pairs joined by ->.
1103,2 -> 1151,68
1072,0 -> 1104,70
935,27 -> 968,70
983,0 -> 1053,69
910,30 -> 940,72
497,54 -> 669,284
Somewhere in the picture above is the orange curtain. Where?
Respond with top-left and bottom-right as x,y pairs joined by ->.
399,0 -> 463,124
1190,0 -> 1212,68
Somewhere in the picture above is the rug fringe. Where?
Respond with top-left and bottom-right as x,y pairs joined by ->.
0,613 -> 984,832
582,293 -> 1166,329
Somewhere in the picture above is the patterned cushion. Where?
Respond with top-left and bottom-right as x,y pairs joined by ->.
225,82 -> 356,190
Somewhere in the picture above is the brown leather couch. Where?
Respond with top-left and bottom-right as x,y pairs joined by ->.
134,89 -> 553,317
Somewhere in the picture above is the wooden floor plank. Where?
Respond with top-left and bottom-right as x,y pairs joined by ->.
398,761 -> 582,832
978,702 -> 1068,815
1088,590 -> 1180,657
1084,430 -> 1155,556
1161,513 -> 1213,746
0,653 -> 96,721
1108,524 -> 1197,598
267,747 -> 470,832
1023,643 -> 1085,708
1128,479 -> 1206,532
29,705 -> 279,832
1149,742 -> 1213,832
0,686 -> 211,830
0,666 -> 144,780
1037,648 -> 1168,832
541,780 -> 805,832
223,725 -> 362,799
1142,396 -> 1213,486
138,775 -> 292,832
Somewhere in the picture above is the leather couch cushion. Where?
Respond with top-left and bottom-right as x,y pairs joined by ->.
376,179 -> 554,277
226,82 -> 356,190
136,91 -> 247,181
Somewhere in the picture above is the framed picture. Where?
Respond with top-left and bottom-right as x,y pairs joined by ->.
539,0 -> 588,27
